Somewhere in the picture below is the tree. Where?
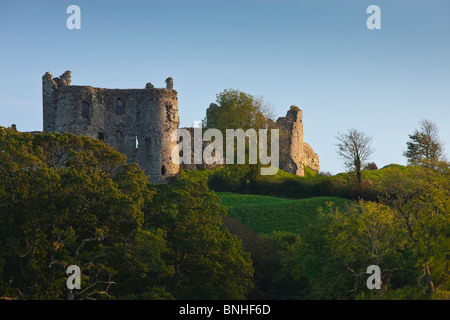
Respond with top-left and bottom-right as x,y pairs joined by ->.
380,163 -> 450,297
203,88 -> 275,131
272,200 -> 407,300
143,174 -> 254,299
403,119 -> 446,169
0,128 -> 167,300
271,201 -> 354,300
203,89 -> 277,184
364,162 -> 378,170
321,201 -> 406,293
336,128 -> 375,184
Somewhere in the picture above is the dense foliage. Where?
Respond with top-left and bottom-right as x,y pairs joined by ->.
0,128 -> 253,300
403,119 -> 446,168
216,164 -> 449,299
203,88 -> 274,131
0,126 -> 448,300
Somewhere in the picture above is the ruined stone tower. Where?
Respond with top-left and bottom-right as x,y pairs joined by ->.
42,70 -> 179,182
187,104 -> 319,176
276,106 -> 305,176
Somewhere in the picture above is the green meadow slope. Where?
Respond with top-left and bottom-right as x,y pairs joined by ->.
217,192 -> 351,235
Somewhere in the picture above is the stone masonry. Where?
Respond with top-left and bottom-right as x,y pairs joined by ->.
181,105 -> 320,176
276,105 -> 320,176
42,71 -> 179,182
42,71 -> 319,181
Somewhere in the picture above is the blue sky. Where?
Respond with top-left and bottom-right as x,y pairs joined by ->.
0,0 -> 449,174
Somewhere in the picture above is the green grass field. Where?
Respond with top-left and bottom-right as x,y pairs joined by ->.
217,192 -> 351,235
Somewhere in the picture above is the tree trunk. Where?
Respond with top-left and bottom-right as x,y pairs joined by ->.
425,264 -> 435,296
67,289 -> 74,300
356,169 -> 362,184
381,270 -> 394,291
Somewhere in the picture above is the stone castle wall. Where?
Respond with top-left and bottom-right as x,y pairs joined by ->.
42,71 -> 319,180
276,106 -> 320,175
303,142 -> 320,173
42,71 -> 179,182
276,106 -> 305,176
181,106 -> 319,176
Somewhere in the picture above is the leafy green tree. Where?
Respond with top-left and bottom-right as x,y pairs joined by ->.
273,212 -> 349,299
203,89 -> 278,188
0,127 -> 254,300
380,163 -> 450,297
321,201 -> 406,292
204,89 -> 274,131
223,217 -> 292,299
144,174 -> 254,299
403,119 -> 446,169
273,199 -> 426,300
0,128 -> 166,299
112,228 -> 174,300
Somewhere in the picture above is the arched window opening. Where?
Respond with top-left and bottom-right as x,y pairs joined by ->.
81,101 -> 90,119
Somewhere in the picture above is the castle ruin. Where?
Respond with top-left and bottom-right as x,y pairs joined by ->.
42,70 -> 179,182
276,106 -> 320,175
42,71 -> 319,181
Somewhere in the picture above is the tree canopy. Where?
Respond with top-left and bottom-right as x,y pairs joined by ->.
403,119 -> 446,169
0,127 -> 253,300
203,88 -> 274,131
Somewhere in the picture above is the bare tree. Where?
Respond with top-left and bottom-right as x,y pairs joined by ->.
336,128 -> 375,183
403,119 -> 446,169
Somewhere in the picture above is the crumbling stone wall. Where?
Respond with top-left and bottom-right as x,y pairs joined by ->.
276,106 -> 320,175
180,105 -> 319,176
42,71 -> 319,180
303,142 -> 320,173
276,106 -> 305,176
178,127 -> 223,171
42,71 -> 179,182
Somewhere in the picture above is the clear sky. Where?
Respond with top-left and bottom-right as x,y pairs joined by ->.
0,0 -> 449,174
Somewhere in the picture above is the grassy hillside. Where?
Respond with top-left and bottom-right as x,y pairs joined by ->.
180,163 -> 412,203
217,192 -> 350,235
